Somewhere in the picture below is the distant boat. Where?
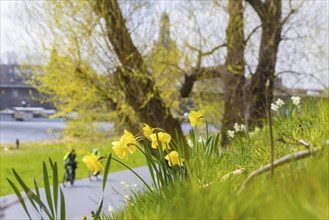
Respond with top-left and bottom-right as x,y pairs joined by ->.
12,107 -> 56,121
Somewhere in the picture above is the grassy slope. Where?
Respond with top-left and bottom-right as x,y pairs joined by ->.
112,98 -> 329,219
0,139 -> 146,196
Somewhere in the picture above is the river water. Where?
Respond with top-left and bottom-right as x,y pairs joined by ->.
0,120 -> 220,146
0,120 -> 66,145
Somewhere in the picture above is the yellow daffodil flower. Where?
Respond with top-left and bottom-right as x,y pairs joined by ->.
150,132 -> 171,150
165,151 -> 184,167
188,111 -> 203,127
143,123 -> 154,139
82,155 -> 103,175
112,140 -> 132,160
112,130 -> 138,160
121,130 -> 137,146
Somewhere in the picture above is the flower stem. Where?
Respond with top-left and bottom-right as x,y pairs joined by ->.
111,158 -> 152,192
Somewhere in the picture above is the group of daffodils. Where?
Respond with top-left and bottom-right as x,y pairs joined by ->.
227,122 -> 246,139
111,125 -> 183,167
82,111 -> 205,175
271,96 -> 301,111
227,96 -> 302,139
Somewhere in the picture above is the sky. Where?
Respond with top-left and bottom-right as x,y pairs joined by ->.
1,0 -> 328,90
1,1 -> 15,61
1,0 -> 23,61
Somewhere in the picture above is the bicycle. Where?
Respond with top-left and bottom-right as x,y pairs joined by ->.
63,162 -> 76,187
89,170 -> 100,181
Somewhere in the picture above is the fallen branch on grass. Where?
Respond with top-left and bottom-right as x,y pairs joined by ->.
221,167 -> 245,182
297,139 -> 313,151
237,146 -> 322,195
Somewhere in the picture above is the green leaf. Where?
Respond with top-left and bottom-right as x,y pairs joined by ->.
7,178 -> 32,220
48,157 -> 54,170
52,161 -> 59,218
59,187 -> 66,220
33,178 -> 42,214
43,162 -> 55,218
145,156 -> 156,188
102,154 -> 112,191
12,169 -> 53,219
11,169 -> 38,212
94,195 -> 103,220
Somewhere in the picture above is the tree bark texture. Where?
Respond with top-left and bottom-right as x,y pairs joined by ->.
93,0 -> 185,140
247,0 -> 282,127
221,0 -> 246,146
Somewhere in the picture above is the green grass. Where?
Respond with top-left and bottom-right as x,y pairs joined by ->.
118,152 -> 328,219
109,98 -> 329,219
0,138 -> 146,196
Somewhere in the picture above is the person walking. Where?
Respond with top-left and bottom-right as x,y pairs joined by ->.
16,138 -> 19,149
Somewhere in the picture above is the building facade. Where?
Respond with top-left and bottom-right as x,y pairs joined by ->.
0,64 -> 54,110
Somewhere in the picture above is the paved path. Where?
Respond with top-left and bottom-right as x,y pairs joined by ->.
0,166 -> 151,219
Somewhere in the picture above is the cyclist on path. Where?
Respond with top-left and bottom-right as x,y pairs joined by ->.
63,147 -> 77,184
89,148 -> 100,180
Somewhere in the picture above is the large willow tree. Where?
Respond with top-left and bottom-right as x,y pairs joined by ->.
26,0 -> 317,147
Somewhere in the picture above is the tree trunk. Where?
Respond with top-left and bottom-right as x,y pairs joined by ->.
247,0 -> 282,128
221,74 -> 246,146
93,0 -> 184,141
221,0 -> 246,147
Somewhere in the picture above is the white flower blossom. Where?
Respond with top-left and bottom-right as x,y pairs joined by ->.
234,123 -> 240,132
108,206 -> 115,214
291,96 -> 301,106
132,184 -> 138,188
187,139 -> 193,147
275,98 -> 285,107
124,195 -> 130,201
227,130 -> 235,138
198,136 -> 205,143
120,181 -> 130,189
271,103 -> 279,111
240,124 -> 246,132
249,127 -> 260,137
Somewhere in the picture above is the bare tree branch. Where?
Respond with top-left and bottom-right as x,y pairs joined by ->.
185,42 -> 227,67
276,69 -> 329,90
282,8 -> 296,26
180,41 -> 228,98
282,0 -> 303,26
202,43 -> 227,56
180,65 -> 230,97
244,24 -> 262,44
246,0 -> 266,19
